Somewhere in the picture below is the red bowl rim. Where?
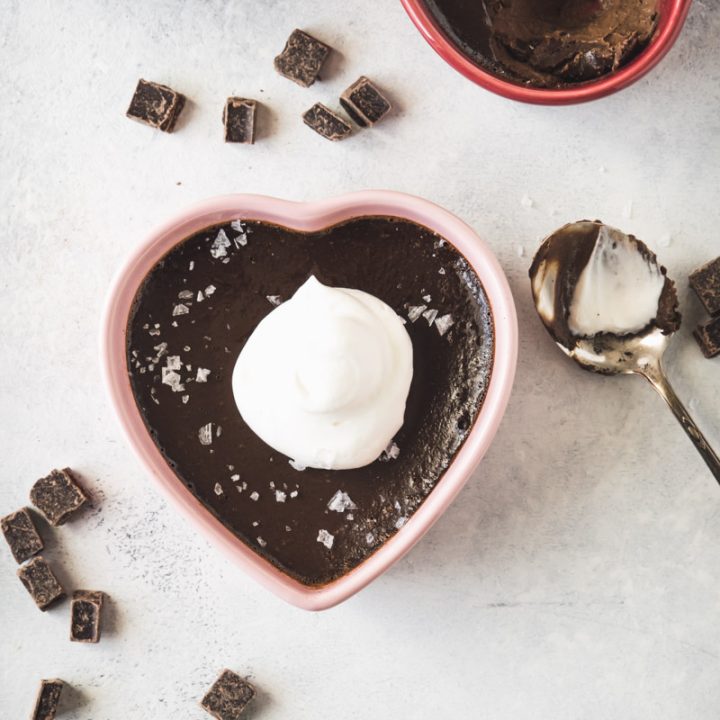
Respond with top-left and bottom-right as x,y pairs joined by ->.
400,0 -> 693,105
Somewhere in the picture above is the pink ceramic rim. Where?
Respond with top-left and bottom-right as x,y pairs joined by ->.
100,191 -> 518,610
400,0 -> 693,105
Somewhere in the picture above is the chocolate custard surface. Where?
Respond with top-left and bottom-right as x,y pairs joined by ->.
425,0 -> 660,88
127,217 -> 494,585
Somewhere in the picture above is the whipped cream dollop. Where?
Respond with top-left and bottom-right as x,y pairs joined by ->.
232,276 -> 413,470
568,225 -> 666,337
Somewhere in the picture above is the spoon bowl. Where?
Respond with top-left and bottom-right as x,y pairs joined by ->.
530,220 -> 720,485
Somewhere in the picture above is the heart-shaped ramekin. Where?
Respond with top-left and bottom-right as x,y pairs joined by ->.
101,191 -> 518,610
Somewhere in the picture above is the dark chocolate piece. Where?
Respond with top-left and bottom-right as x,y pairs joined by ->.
126,79 -> 186,133
302,103 -> 351,141
18,556 -> 65,610
201,669 -> 256,720
689,257 -> 720,317
30,468 -> 89,526
223,98 -> 256,144
694,317 -> 720,358
1,507 -> 43,563
340,76 -> 391,127
32,679 -> 64,720
274,29 -> 330,87
70,590 -> 104,643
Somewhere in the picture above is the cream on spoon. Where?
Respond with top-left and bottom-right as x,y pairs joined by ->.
529,220 -> 720,485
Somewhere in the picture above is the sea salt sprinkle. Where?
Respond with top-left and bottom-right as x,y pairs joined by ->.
407,305 -> 426,323
198,423 -> 213,446
379,442 -> 400,461
422,308 -> 438,326
257,537 -> 267,548
317,529 -> 334,549
214,483 -> 223,496
250,491 -> 259,501
196,368 -> 210,382
275,490 -> 287,503
266,295 -> 282,306
173,303 -> 189,316
210,229 -> 231,258
435,314 -> 454,337
327,490 -> 357,513
205,284 -> 216,297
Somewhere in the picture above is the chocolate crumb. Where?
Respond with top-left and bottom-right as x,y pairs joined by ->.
694,316 -> 720,358
201,669 -> 256,720
31,679 -> 64,720
340,76 -> 391,127
689,257 -> 720,317
1,507 -> 43,563
223,98 -> 257,144
274,29 -> 330,87
302,103 -> 351,141
30,468 -> 89,526
126,79 -> 186,133
18,556 -> 65,610
70,590 -> 104,643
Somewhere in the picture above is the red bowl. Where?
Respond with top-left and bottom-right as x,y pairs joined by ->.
400,0 -> 693,105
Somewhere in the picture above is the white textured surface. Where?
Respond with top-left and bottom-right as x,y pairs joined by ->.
1,1 -> 720,718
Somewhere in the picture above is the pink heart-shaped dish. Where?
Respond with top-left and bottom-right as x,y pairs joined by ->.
101,191 -> 517,610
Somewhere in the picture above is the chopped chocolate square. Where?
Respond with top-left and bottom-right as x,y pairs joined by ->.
340,76 -> 391,127
302,103 -> 351,141
223,98 -> 256,144
70,590 -> 104,643
689,257 -> 720,317
32,679 -> 64,720
18,556 -> 65,610
30,468 -> 89,526
201,669 -> 256,720
126,79 -> 186,133
694,316 -> 720,358
274,29 -> 330,87
1,507 -> 43,563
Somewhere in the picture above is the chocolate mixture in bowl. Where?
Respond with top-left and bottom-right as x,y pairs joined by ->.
126,216 -> 494,585
425,0 -> 661,88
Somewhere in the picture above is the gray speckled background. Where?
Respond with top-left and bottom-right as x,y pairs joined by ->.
1,1 -> 720,718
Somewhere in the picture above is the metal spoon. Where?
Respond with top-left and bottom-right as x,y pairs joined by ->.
530,220 -> 720,485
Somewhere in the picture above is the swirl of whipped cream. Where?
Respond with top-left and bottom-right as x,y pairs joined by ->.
232,276 -> 413,470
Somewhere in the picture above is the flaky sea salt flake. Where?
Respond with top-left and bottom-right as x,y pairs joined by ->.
214,483 -> 223,496
166,355 -> 182,371
173,303 -> 189,316
210,229 -> 231,258
407,305 -> 427,323
423,308 -> 438,326
317,529 -> 334,549
205,285 -> 216,297
250,491 -> 259,501
435,313 -> 455,337
196,368 -> 210,382
198,423 -> 213,446
327,490 -> 357,513
275,490 -> 287,503
266,295 -> 282,306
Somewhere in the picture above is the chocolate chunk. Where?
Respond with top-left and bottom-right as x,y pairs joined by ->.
18,556 -> 65,610
30,468 -> 89,526
32,679 -> 64,720
1,507 -> 43,563
694,317 -> 720,358
201,669 -> 256,720
126,79 -> 186,133
689,257 -> 720,317
302,103 -> 351,141
70,590 -> 104,643
340,76 -> 391,127
274,29 -> 330,87
223,98 -> 256,144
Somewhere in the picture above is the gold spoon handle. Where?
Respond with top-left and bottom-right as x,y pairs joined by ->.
640,361 -> 720,485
